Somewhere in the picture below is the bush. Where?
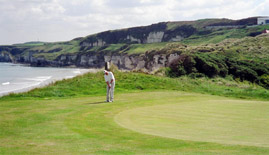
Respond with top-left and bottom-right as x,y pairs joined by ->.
194,54 -> 226,77
260,74 -> 269,89
177,65 -> 187,76
166,52 -> 268,89
183,56 -> 197,73
188,73 -> 206,79
236,67 -> 258,82
202,61 -> 220,77
165,67 -> 177,78
227,59 -> 260,82
166,56 -> 186,77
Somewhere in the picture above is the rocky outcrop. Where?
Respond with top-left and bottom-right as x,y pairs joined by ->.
93,39 -> 106,47
1,49 -> 182,72
127,35 -> 141,43
169,35 -> 184,42
0,51 -> 12,62
82,39 -> 106,47
146,31 -> 164,43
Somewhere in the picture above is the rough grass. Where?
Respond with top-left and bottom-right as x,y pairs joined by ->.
104,44 -> 126,52
182,25 -> 269,45
182,28 -> 246,45
13,42 -> 46,47
121,42 -> 169,54
29,40 -> 80,60
2,71 -> 269,100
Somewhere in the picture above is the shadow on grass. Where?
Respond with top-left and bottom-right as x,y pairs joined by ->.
87,101 -> 108,105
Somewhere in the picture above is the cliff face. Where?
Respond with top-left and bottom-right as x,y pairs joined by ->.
79,17 -> 257,48
0,51 -> 12,62
0,50 -> 180,72
80,24 -> 197,48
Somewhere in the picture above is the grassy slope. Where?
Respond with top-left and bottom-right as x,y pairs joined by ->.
13,42 -> 46,47
121,42 -> 169,54
226,34 -> 269,63
159,33 -> 269,68
1,72 -> 269,154
182,25 -> 269,45
11,23 -> 269,61
2,71 -> 269,100
20,40 -> 81,60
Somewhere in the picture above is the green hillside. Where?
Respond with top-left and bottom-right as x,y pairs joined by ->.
1,17 -> 269,89
3,17 -> 268,61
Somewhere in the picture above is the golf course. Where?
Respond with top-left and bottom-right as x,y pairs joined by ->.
1,71 -> 269,154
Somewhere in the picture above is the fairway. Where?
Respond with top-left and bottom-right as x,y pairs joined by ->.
1,91 -> 269,154
115,99 -> 269,147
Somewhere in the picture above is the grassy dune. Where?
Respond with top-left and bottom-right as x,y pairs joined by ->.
3,71 -> 269,100
1,72 -> 269,154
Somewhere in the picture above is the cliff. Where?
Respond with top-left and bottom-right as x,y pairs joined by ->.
0,49 -> 181,72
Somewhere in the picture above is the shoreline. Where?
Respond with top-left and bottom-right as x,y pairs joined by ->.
0,64 -> 100,97
0,62 -> 95,69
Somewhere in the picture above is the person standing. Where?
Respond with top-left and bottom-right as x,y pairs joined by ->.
104,70 -> 115,102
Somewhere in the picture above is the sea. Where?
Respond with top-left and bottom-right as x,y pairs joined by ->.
0,63 -> 96,97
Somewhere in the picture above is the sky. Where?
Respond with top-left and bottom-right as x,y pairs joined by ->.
0,0 -> 268,45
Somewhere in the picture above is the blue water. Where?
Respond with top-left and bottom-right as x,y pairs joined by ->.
0,63 -> 92,96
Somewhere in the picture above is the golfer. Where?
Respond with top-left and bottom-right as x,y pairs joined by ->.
104,70 -> 115,102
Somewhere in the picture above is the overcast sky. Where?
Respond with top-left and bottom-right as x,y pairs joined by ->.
0,0 -> 268,45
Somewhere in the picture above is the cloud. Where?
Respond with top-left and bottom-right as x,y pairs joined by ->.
104,0 -> 164,8
0,0 -> 268,45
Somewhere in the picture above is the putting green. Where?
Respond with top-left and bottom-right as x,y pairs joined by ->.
115,98 -> 269,147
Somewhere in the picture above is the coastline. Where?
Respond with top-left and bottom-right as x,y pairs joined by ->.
0,63 -> 100,97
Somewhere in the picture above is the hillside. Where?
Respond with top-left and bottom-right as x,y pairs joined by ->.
0,17 -> 269,88
0,17 -> 266,62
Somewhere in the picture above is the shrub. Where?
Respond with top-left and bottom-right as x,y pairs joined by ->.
194,54 -> 221,77
177,64 -> 187,76
227,59 -> 260,82
260,74 -> 269,89
167,55 -> 196,77
166,52 -> 268,89
202,61 -> 220,77
165,67 -> 177,78
188,73 -> 206,79
183,56 -> 197,73
236,67 -> 258,82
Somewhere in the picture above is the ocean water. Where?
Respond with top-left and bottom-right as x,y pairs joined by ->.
0,63 -> 94,96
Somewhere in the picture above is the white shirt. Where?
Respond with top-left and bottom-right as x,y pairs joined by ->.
104,72 -> 115,83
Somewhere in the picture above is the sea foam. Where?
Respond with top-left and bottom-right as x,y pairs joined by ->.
2,82 -> 10,85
